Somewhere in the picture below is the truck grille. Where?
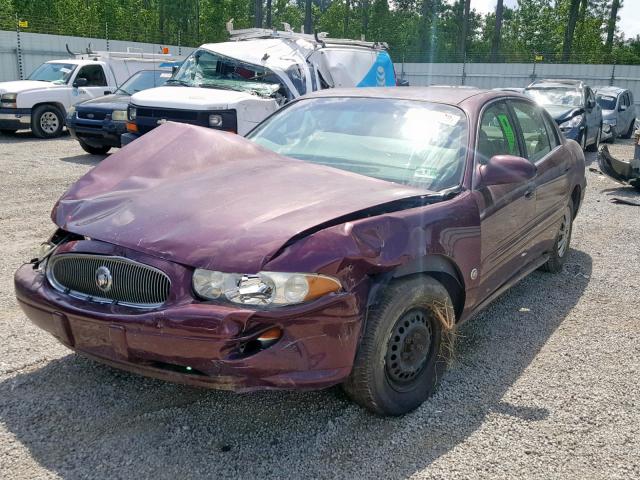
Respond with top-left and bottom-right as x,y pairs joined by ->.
77,111 -> 108,120
46,254 -> 170,308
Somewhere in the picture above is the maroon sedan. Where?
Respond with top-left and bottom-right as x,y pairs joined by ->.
15,87 -> 586,415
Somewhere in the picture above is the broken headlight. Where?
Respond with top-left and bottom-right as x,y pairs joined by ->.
192,269 -> 341,306
559,114 -> 583,129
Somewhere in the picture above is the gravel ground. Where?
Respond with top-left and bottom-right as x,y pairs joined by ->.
1,131 -> 639,480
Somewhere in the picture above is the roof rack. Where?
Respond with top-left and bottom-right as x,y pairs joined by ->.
226,23 -> 387,50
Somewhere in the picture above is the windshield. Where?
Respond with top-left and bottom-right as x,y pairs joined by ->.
525,87 -> 583,107
248,98 -> 468,192
170,49 -> 289,102
596,94 -> 617,111
117,70 -> 173,95
28,63 -> 76,85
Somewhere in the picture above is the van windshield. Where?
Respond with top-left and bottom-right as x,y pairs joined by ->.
170,49 -> 289,102
596,94 -> 617,110
28,63 -> 77,85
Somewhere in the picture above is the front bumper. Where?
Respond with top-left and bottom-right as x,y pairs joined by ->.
67,115 -> 126,148
601,122 -> 617,140
0,108 -> 31,130
14,258 -> 362,392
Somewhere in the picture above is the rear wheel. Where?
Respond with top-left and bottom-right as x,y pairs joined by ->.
586,126 -> 601,152
343,276 -> 454,416
541,200 -> 573,273
79,140 -> 110,155
32,105 -> 64,138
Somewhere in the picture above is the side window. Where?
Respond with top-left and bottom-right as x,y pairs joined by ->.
477,101 -> 520,164
542,111 -> 560,148
510,101 -> 552,163
624,93 -> 631,107
76,65 -> 107,87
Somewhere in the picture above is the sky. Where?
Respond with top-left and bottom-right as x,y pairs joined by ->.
469,0 -> 640,39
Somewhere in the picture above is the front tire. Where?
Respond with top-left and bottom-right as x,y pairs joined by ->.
541,200 -> 573,273
31,105 -> 64,138
79,140 -> 111,155
343,276 -> 454,416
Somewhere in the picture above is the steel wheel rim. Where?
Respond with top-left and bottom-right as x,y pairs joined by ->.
385,309 -> 433,391
557,207 -> 571,257
40,112 -> 59,134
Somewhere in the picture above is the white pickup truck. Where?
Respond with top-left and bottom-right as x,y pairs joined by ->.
124,27 -> 396,141
0,49 -> 178,138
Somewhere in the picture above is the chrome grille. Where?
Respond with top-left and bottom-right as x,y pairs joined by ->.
46,254 -> 170,308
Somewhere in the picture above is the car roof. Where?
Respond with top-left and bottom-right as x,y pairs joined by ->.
527,79 -> 583,89
594,86 -> 626,95
301,86 -> 512,106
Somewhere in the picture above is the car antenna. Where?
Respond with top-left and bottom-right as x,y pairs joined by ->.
65,43 -> 79,57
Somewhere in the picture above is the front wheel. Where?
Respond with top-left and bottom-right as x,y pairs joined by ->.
343,276 -> 454,416
586,126 -> 601,152
79,140 -> 110,155
31,105 -> 64,138
541,200 -> 573,273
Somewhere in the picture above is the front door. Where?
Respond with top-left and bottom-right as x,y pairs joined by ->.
475,100 -> 537,300
71,64 -> 111,106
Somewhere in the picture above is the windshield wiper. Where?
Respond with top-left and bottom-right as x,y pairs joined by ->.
165,79 -> 192,87
198,83 -> 242,92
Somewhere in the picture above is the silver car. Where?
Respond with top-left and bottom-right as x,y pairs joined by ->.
595,86 -> 636,141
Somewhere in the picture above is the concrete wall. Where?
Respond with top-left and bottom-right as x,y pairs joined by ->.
396,62 -> 640,107
0,30 -> 194,81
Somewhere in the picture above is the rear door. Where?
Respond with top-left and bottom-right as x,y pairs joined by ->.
622,92 -> 634,134
508,99 -> 570,258
475,99 -> 536,297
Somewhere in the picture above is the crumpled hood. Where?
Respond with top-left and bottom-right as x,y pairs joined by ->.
53,122 -> 426,272
0,80 -> 58,95
544,105 -> 584,123
131,85 -> 256,110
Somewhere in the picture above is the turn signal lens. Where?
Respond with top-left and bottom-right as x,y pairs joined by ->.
257,327 -> 282,344
126,121 -> 138,133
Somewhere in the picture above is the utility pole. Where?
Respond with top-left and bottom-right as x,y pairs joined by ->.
15,14 -> 24,80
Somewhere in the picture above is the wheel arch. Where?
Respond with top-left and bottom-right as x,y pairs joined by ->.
32,102 -> 67,119
367,254 -> 466,321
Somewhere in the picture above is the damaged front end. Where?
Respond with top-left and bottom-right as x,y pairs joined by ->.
597,141 -> 640,190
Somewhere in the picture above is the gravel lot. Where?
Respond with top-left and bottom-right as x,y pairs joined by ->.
1,131 -> 639,479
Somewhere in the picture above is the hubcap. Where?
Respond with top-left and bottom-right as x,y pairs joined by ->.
385,309 -> 433,389
40,111 -> 59,134
557,207 -> 572,257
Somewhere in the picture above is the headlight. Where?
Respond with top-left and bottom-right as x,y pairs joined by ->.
208,114 -> 223,127
66,105 -> 76,117
1,92 -> 17,108
192,269 -> 341,306
112,109 -> 128,121
128,106 -> 137,121
559,114 -> 584,129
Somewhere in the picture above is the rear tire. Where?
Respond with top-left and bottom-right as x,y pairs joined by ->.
79,140 -> 110,155
32,105 -> 64,138
343,276 -> 454,416
541,200 -> 573,273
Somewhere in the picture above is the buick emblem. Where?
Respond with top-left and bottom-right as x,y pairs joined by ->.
157,118 -> 168,125
95,266 -> 113,292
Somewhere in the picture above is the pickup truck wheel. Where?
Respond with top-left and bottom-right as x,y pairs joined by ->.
586,127 -> 601,152
79,140 -> 110,155
0,129 -> 17,135
541,200 -> 573,273
32,105 -> 64,138
343,276 -> 453,416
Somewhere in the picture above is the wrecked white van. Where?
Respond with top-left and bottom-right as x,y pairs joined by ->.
124,27 -> 396,141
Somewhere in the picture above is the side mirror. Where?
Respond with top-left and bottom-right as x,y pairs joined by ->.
477,155 -> 537,187
73,77 -> 88,88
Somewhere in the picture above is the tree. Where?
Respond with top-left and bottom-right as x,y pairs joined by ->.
304,0 -> 312,33
457,0 -> 471,58
562,0 -> 581,61
490,0 -> 504,62
605,0 -> 621,54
